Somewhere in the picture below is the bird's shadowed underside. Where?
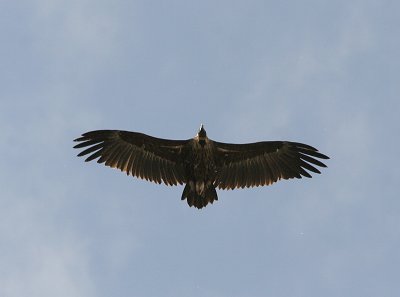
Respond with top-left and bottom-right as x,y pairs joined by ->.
74,126 -> 329,209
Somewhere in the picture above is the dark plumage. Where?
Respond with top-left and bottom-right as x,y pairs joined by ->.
74,125 -> 329,209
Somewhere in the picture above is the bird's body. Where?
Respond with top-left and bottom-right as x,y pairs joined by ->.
74,125 -> 329,209
181,132 -> 219,208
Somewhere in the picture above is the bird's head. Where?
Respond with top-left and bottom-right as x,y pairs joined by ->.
197,124 -> 207,138
196,124 -> 208,146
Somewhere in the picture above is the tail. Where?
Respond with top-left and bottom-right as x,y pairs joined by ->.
181,181 -> 218,209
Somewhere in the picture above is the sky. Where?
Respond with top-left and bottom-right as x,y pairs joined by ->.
1,0 -> 399,296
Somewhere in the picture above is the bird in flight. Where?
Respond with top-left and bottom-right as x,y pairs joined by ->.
74,125 -> 329,209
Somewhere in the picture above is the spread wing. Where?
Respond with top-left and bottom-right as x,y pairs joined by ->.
73,130 -> 188,186
214,141 -> 329,189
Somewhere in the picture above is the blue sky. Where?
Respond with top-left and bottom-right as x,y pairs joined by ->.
1,1 -> 399,296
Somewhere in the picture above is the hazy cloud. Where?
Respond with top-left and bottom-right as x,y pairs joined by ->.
1,1 -> 399,296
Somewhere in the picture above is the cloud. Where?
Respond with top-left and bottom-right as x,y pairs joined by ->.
0,184 -> 95,297
2,1 -> 399,296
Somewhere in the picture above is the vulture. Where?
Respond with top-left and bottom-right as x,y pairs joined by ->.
74,125 -> 329,209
